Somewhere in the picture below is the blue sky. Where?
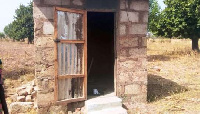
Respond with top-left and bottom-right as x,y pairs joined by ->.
0,0 -> 166,32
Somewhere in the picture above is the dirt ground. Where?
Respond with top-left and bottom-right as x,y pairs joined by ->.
0,39 -> 35,107
1,38 -> 200,113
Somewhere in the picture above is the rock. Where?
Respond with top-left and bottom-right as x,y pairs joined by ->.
31,91 -> 37,99
76,108 -> 81,112
11,94 -> 18,102
26,95 -> 32,102
153,66 -> 161,72
18,90 -> 28,96
16,86 -> 26,93
10,102 -> 34,114
34,86 -> 38,91
17,96 -> 26,102
32,80 -> 36,86
26,86 -> 34,95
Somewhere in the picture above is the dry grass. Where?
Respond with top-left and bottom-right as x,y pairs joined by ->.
147,38 -> 200,113
0,39 -> 35,106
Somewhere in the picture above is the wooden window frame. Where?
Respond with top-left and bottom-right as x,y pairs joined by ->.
54,7 -> 87,104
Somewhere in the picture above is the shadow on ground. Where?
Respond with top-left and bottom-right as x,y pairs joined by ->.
148,55 -> 175,62
3,68 -> 34,80
147,74 -> 188,102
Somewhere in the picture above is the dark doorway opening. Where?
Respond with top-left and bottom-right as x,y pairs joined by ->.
87,12 -> 115,98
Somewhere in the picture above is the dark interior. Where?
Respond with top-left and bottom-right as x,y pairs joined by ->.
87,12 -> 115,97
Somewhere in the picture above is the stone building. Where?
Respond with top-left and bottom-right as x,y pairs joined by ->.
33,0 -> 148,113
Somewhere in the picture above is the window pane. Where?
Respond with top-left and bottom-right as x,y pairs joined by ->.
57,11 -> 83,40
58,43 -> 84,75
58,78 -> 84,100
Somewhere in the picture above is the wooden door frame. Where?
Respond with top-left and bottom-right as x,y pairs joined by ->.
54,7 -> 87,104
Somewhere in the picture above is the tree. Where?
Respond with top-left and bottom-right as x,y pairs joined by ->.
4,2 -> 34,44
156,0 -> 200,51
148,0 -> 161,34
0,32 -> 5,38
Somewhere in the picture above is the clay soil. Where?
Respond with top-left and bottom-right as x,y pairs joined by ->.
1,39 -> 200,113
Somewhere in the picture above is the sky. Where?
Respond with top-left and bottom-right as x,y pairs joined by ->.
0,0 -> 166,33
0,0 -> 32,32
158,0 -> 166,10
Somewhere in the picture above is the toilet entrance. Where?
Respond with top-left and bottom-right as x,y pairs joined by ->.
87,12 -> 115,98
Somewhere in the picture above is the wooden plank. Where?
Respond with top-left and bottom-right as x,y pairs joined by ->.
83,10 -> 87,99
56,98 -> 86,105
55,7 -> 85,14
58,75 -> 84,79
60,40 -> 85,43
54,7 -> 59,102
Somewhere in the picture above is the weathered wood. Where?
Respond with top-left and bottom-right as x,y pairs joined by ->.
54,7 -> 59,101
83,11 -> 87,99
59,40 -> 84,43
55,7 -> 85,15
58,75 -> 84,79
55,7 -> 87,102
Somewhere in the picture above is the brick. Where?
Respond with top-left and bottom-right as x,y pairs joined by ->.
143,12 -> 149,23
35,37 -> 54,47
129,24 -> 147,35
130,1 -> 149,11
129,48 -> 146,58
33,0 -> 40,5
43,22 -> 54,35
35,47 -> 54,64
142,84 -> 147,93
34,19 -> 44,36
141,37 -> 147,47
131,95 -> 147,103
72,0 -> 83,6
119,60 -> 141,70
37,79 -> 54,93
35,65 -> 54,77
119,48 -> 128,57
61,0 -> 70,5
120,0 -> 128,9
44,0 -> 61,5
117,85 -> 125,96
37,92 -> 54,106
120,11 -> 139,23
118,71 -> 147,82
125,84 -> 142,94
139,57 -> 147,71
119,24 -> 126,35
119,37 -> 138,47
33,6 -> 54,20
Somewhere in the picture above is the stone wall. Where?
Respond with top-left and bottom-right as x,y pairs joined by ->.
34,0 -> 148,113
116,0 -> 148,107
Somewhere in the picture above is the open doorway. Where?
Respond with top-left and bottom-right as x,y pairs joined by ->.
87,12 -> 115,98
